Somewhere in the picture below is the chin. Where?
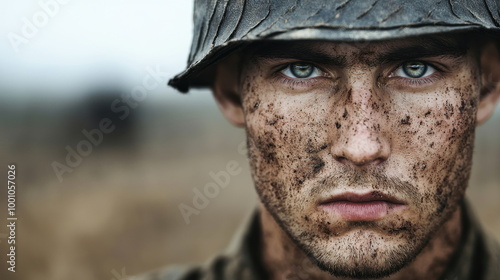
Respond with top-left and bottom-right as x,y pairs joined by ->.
300,230 -> 428,279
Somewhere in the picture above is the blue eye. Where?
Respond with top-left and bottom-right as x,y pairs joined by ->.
395,61 -> 435,78
281,63 -> 321,79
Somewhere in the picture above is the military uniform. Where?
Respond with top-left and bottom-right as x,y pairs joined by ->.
131,201 -> 500,280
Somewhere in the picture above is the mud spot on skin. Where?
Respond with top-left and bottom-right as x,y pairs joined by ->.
342,109 -> 348,119
319,222 -> 334,236
306,141 -> 329,154
248,100 -> 260,114
335,122 -> 341,129
400,116 -> 411,125
458,100 -> 466,113
311,156 -> 325,175
267,115 -> 284,126
388,226 -> 408,234
421,163 -> 427,170
256,131 -> 278,164
305,141 -> 316,154
294,155 -> 326,186
295,177 -> 304,185
381,221 -> 416,240
444,101 -> 454,119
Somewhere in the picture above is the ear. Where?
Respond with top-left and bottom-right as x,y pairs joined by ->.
477,43 -> 500,126
211,54 -> 245,128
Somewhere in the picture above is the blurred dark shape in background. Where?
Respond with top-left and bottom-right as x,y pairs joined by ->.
75,88 -> 138,149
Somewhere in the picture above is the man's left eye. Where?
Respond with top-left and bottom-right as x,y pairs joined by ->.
281,63 -> 321,79
394,61 -> 436,78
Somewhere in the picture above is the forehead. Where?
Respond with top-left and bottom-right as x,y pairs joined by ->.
245,34 -> 471,65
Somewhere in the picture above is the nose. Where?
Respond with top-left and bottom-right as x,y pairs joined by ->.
332,121 -> 390,167
331,79 -> 391,167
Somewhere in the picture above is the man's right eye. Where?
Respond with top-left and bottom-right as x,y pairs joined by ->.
281,63 -> 321,79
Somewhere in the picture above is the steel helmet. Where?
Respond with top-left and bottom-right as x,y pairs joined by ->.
168,0 -> 500,93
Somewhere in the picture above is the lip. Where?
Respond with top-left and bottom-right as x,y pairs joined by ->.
318,192 -> 407,221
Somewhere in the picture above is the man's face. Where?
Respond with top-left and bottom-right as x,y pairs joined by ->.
238,37 -> 480,278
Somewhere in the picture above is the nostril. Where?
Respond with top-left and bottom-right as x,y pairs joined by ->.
334,155 -> 386,166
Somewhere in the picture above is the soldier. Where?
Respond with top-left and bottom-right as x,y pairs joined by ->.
133,1 -> 500,279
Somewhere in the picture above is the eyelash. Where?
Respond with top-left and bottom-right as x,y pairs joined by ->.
272,61 -> 446,89
274,63 -> 329,88
391,74 -> 442,87
388,61 -> 445,87
275,74 -> 320,88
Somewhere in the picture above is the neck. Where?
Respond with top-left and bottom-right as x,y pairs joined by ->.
259,204 -> 462,280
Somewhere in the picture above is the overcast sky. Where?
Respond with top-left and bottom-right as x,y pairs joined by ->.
0,0 -> 193,95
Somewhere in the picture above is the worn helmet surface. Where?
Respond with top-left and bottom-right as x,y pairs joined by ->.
169,0 -> 500,92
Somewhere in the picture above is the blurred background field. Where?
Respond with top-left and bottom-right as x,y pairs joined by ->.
0,1 -> 499,280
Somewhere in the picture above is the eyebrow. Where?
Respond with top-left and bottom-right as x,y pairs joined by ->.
376,38 -> 469,64
248,36 -> 468,67
251,44 -> 347,67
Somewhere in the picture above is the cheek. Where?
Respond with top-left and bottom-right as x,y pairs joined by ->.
392,83 -> 478,211
242,81 -> 334,200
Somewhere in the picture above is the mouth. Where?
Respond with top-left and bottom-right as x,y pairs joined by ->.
318,191 -> 407,221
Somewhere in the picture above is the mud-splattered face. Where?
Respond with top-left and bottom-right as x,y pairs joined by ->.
239,37 -> 480,278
